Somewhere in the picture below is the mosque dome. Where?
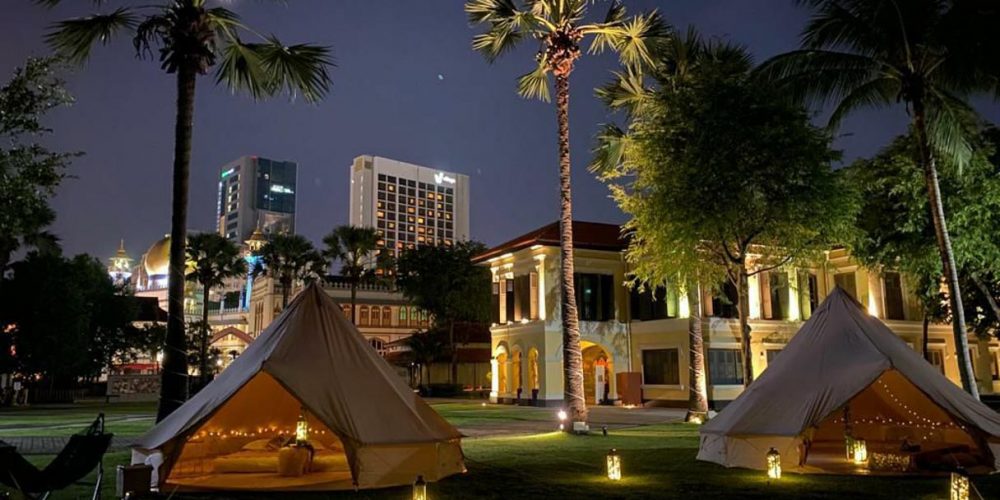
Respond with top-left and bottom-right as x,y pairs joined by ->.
144,235 -> 172,277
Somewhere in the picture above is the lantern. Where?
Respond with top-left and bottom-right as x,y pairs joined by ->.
851,439 -> 868,464
295,409 -> 309,445
413,475 -> 427,500
950,472 -> 969,500
766,448 -> 781,480
606,449 -> 622,481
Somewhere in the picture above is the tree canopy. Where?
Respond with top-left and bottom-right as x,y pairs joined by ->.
847,128 -> 1000,338
0,58 -> 77,274
0,252 -> 144,386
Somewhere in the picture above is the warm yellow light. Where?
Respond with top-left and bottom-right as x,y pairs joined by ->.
413,475 -> 427,500
851,439 -> 868,464
295,410 -> 308,445
606,449 -> 622,481
950,472 -> 969,500
766,448 -> 781,480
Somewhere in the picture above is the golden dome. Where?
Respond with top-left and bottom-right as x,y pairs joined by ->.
144,235 -> 172,276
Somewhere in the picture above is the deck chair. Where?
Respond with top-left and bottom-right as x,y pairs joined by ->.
0,413 -> 113,500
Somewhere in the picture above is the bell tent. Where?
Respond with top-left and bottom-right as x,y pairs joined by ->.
698,287 -> 1000,475
131,284 -> 464,491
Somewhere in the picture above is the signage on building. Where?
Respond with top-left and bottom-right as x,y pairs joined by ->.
434,172 -> 456,185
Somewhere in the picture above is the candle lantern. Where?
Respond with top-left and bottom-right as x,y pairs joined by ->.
295,408 -> 309,445
950,472 -> 969,500
606,448 -> 622,481
851,439 -> 868,465
413,475 -> 427,500
766,448 -> 781,480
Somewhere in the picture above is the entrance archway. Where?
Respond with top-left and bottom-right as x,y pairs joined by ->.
496,352 -> 508,395
582,342 -> 614,405
527,348 -> 540,400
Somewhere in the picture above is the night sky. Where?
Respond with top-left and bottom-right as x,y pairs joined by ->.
2,1 -> 997,261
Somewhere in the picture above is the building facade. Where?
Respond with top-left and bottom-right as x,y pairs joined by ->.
348,155 -> 470,261
476,221 -> 1000,408
217,156 -> 297,243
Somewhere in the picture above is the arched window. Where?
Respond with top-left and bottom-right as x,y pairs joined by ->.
382,306 -> 392,326
419,309 -> 429,328
369,337 -> 386,356
371,306 -> 381,327
399,306 -> 408,324
359,306 -> 369,326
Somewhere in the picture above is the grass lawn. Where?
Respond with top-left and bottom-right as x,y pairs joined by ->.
0,401 -> 157,437
4,402 -> 999,499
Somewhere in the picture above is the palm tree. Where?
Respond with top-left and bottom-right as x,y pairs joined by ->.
185,232 -> 246,387
591,28 -> 744,419
253,233 -> 326,309
407,329 -> 446,387
466,0 -> 666,427
756,0 -> 1000,398
322,225 -> 379,325
40,0 -> 332,420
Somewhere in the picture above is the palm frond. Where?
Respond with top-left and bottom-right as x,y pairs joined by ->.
465,0 -> 520,24
583,11 -> 668,70
924,89 -> 979,167
826,76 -> 898,130
589,123 -> 627,178
471,21 -> 525,63
206,7 -> 245,41
517,58 -> 551,102
594,66 -> 648,115
755,49 -> 889,107
45,7 -> 137,64
215,39 -> 269,100
133,15 -> 170,60
217,37 -> 333,103
800,0 -> 887,56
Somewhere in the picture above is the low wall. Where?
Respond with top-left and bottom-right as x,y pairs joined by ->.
107,374 -> 161,402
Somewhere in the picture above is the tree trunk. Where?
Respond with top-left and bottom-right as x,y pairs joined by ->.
555,73 -> 587,426
199,283 -> 210,388
157,66 -> 196,423
686,284 -> 708,422
281,276 -> 290,310
737,268 -> 754,386
972,274 -> 1000,322
912,98 -> 978,398
922,313 -> 930,362
449,320 -> 458,385
350,282 -> 357,325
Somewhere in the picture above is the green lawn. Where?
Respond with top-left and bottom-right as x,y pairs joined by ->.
0,401 -> 156,437
4,402 -> 1000,499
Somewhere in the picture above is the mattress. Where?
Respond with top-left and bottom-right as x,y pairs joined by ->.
211,450 -> 350,474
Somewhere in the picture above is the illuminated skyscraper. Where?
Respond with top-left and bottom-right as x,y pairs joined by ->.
217,156 -> 297,242
349,155 -> 470,261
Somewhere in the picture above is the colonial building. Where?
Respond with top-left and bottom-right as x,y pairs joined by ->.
475,221 -> 1000,408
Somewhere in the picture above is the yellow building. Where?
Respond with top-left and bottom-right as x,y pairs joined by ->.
475,221 -> 1000,408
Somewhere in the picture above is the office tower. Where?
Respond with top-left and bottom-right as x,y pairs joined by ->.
218,156 -> 297,242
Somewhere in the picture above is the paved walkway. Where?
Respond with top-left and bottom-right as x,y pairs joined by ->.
4,404 -> 686,454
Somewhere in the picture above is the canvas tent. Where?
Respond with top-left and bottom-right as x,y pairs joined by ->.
131,284 -> 464,491
698,287 -> 1000,475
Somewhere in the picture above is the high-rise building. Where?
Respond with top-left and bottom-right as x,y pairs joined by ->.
217,156 -> 297,242
349,155 -> 470,260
